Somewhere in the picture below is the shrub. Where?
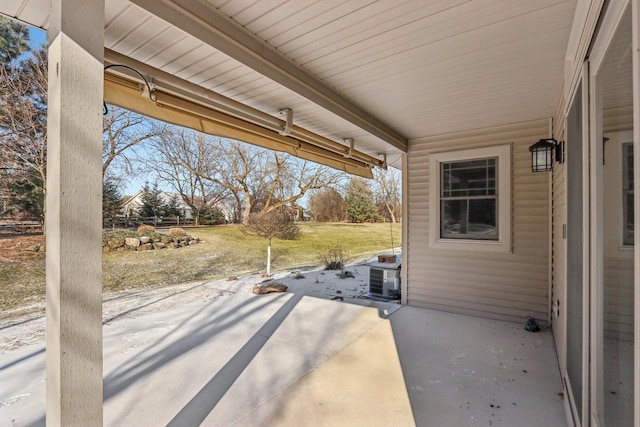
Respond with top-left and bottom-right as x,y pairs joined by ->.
168,227 -> 186,237
319,244 -> 346,270
137,224 -> 156,235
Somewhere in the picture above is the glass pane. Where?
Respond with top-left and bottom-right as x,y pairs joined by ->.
624,192 -> 634,246
468,199 -> 497,238
441,198 -> 497,239
600,6 -> 633,426
441,199 -> 467,236
623,143 -> 634,246
441,158 -> 496,197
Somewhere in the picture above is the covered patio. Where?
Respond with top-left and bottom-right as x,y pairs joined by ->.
0,0 -> 590,425
1,273 -> 564,426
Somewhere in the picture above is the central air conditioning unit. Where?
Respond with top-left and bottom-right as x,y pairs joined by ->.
369,263 -> 401,300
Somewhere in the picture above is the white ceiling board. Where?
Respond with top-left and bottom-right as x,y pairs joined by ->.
223,0 -> 289,27
104,0 -> 132,24
292,0 -> 567,71
1,0 -> 580,168
250,0 -> 378,47
12,0 -> 48,28
128,0 -> 409,150
281,0 -> 472,64
311,5 -> 572,82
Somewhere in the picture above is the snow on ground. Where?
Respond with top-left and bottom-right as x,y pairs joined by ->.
0,258 -> 393,353
0,258 -> 402,426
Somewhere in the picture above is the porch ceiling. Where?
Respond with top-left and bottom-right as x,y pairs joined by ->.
2,0 -> 577,169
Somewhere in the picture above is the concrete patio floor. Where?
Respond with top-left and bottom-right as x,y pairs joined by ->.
0,276 -> 565,426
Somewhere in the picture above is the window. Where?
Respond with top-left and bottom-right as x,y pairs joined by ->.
440,158 -> 498,240
623,142 -> 634,246
429,145 -> 511,252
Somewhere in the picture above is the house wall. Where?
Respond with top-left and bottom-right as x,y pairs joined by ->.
406,118 -> 551,324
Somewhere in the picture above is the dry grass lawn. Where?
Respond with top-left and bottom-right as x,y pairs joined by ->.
1,223 -> 401,315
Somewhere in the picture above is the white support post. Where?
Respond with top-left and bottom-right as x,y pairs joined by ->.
401,153 -> 408,306
46,0 -> 104,425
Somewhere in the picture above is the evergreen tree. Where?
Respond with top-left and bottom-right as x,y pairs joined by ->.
9,171 -> 44,222
345,177 -> 380,223
161,193 -> 182,218
103,175 -> 122,226
138,181 -> 163,218
0,16 -> 29,68
0,46 -> 48,224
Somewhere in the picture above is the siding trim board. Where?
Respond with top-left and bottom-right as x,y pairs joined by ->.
407,118 -> 551,325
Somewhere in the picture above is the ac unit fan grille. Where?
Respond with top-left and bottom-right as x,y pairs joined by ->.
369,268 -> 385,295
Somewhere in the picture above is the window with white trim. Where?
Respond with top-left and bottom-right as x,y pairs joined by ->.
429,145 -> 511,252
440,157 -> 498,240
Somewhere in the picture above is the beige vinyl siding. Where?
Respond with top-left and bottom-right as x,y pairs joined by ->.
604,257 -> 634,341
406,119 -> 550,324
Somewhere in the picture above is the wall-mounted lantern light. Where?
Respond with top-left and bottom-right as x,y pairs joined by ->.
529,138 -> 564,172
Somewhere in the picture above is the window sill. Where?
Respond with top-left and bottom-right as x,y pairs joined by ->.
431,238 -> 512,253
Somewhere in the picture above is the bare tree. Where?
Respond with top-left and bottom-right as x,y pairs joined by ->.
0,44 -> 161,224
309,188 -> 347,222
242,209 -> 300,276
373,167 -> 402,223
147,128 -> 229,225
102,105 -> 165,176
175,137 -> 343,224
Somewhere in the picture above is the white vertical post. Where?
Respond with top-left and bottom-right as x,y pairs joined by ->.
267,243 -> 272,276
401,153 -> 408,306
46,0 -> 104,425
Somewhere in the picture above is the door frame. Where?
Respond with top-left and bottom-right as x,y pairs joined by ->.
563,61 -> 591,427
586,1 -> 634,425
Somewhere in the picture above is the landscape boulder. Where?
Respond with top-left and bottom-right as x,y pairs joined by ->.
125,237 -> 140,248
107,238 -> 125,249
252,283 -> 288,295
103,233 -> 200,253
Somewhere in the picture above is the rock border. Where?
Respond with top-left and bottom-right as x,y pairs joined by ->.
103,234 -> 201,252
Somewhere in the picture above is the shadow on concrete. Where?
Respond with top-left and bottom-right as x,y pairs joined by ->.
0,346 -> 44,372
20,288 -> 395,427
0,315 -> 44,332
166,292 -> 303,426
103,294 -> 288,403
102,280 -> 228,325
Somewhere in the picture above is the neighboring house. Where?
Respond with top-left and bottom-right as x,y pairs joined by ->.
4,1 -> 638,425
121,190 -> 193,219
